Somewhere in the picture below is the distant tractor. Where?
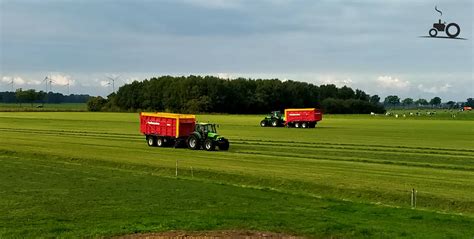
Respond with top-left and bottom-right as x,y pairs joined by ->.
140,112 -> 229,151
260,108 -> 323,128
260,111 -> 284,127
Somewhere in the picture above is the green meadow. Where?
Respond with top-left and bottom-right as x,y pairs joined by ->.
0,112 -> 473,238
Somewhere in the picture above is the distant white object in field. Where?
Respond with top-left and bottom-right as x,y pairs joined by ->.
370,112 -> 376,115
395,114 -> 399,118
410,112 -> 414,116
403,114 -> 406,117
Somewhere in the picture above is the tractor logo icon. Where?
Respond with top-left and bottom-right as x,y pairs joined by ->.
427,6 -> 462,39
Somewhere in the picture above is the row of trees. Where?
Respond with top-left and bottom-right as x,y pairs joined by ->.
383,95 -> 473,109
0,90 -> 90,105
87,75 -> 386,114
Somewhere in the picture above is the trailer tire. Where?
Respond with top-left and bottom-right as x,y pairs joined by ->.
260,120 -> 267,127
302,122 -> 308,128
295,122 -> 300,128
204,139 -> 216,151
146,135 -> 156,147
156,137 -> 164,147
187,135 -> 200,150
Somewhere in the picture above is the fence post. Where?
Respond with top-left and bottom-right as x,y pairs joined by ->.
191,166 -> 194,178
175,159 -> 178,177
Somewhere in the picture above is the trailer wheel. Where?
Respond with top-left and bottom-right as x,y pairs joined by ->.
156,137 -> 164,147
295,122 -> 300,128
187,135 -> 200,150
146,136 -> 156,147
219,139 -> 230,151
302,122 -> 308,128
204,139 -> 216,151
260,120 -> 267,127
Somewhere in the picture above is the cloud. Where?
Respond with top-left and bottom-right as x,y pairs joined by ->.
376,76 -> 410,90
2,76 -> 26,85
317,76 -> 353,87
49,73 -> 74,86
178,0 -> 243,9
216,73 -> 232,79
100,80 -> 110,87
417,83 -> 452,94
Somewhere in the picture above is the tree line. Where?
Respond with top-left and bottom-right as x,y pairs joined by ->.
383,95 -> 473,109
0,90 -> 91,105
87,75 -> 386,114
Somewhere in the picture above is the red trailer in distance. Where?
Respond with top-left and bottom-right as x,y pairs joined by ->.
284,108 -> 322,128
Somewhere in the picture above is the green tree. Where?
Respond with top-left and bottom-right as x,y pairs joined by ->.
429,97 -> 442,106
415,98 -> 429,106
384,95 -> 400,106
369,95 -> 380,104
402,98 -> 414,106
465,98 -> 474,107
446,101 -> 456,109
87,96 -> 107,112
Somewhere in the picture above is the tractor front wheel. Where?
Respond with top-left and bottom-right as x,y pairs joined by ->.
429,28 -> 438,37
219,140 -> 230,151
204,139 -> 216,151
187,135 -> 200,150
260,120 -> 267,127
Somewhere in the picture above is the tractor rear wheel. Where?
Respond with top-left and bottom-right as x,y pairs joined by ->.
187,135 -> 200,150
271,120 -> 278,127
146,136 -> 156,147
260,120 -> 267,127
204,139 -> 216,151
157,137 -> 164,147
446,23 -> 460,38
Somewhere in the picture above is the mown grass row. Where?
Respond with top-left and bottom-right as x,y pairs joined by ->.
2,152 -> 473,238
1,112 -> 473,215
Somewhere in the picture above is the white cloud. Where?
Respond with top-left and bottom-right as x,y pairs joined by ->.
216,73 -> 232,79
417,83 -> 452,94
2,76 -> 26,85
376,76 -> 410,90
179,0 -> 242,9
27,80 -> 42,85
317,76 -> 353,87
49,73 -> 74,86
100,80 -> 110,87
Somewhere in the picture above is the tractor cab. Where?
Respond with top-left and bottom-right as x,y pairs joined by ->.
195,123 -> 218,138
260,110 -> 284,127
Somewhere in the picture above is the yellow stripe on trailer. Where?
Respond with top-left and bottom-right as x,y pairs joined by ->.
284,108 -> 316,111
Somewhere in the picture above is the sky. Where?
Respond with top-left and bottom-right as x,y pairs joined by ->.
0,0 -> 473,101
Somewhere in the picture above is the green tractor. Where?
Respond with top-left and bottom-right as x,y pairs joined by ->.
260,111 -> 284,127
186,123 -> 230,151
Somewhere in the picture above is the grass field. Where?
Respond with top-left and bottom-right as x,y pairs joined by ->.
1,112 -> 473,238
0,103 -> 87,112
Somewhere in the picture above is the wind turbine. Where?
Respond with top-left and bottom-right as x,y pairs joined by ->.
8,78 -> 14,92
42,77 -> 49,92
65,79 -> 70,95
48,77 -> 55,92
106,75 -> 120,93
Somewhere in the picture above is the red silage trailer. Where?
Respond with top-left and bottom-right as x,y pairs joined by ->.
284,108 -> 322,128
140,112 -> 196,147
